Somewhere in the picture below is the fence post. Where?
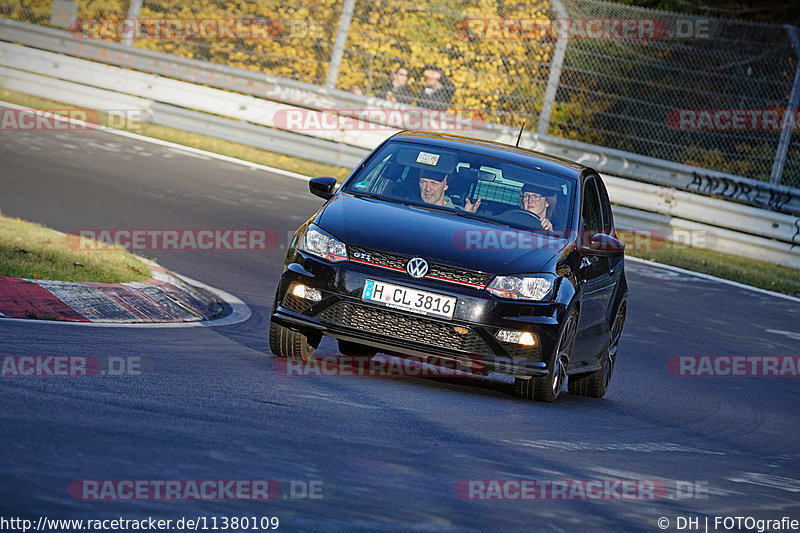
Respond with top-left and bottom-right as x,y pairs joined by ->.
770,24 -> 800,185
537,0 -> 568,135
326,0 -> 356,90
122,0 -> 143,46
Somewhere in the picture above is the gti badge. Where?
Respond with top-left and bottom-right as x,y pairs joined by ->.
406,257 -> 429,278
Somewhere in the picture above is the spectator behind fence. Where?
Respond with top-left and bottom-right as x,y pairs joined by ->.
380,66 -> 415,105
417,65 -> 454,111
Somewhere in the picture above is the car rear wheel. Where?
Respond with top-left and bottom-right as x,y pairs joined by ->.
514,308 -> 577,403
568,303 -> 625,398
269,321 -> 320,361
338,339 -> 378,357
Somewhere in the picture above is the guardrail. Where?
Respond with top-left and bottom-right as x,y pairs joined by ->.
2,18 -> 798,216
0,47 -> 369,168
0,34 -> 798,268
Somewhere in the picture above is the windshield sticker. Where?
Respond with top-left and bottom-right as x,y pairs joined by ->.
416,152 -> 440,165
354,180 -> 370,189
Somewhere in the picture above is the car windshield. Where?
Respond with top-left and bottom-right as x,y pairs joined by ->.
342,140 -> 577,237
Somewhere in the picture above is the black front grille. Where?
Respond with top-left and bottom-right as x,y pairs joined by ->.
352,247 -> 406,270
501,342 -> 543,361
426,263 -> 492,287
317,301 -> 490,354
350,246 -> 493,288
282,293 -> 313,314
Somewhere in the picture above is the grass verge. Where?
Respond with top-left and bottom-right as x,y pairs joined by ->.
0,211 -> 150,283
1,89 -> 797,295
0,89 -> 353,182
626,239 -> 800,296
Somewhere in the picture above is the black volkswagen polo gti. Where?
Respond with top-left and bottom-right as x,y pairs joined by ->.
269,131 -> 628,402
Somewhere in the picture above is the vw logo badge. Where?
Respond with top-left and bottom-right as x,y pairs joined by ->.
406,257 -> 429,279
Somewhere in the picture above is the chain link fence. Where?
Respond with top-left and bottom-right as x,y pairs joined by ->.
553,0 -> 799,188
2,0 -> 798,188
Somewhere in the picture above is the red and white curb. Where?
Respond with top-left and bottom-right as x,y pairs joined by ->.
0,260 -> 250,328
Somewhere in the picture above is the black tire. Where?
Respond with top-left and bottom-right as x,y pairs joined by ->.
514,308 -> 578,403
269,321 -> 320,361
337,339 -> 377,357
568,303 -> 625,398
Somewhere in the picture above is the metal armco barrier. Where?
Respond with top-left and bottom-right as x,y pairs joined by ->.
0,34 -> 798,268
1,18 -> 798,215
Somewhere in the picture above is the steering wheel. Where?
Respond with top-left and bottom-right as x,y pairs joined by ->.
501,209 -> 544,230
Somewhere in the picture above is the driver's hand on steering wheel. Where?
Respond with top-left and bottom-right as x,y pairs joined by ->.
540,216 -> 553,231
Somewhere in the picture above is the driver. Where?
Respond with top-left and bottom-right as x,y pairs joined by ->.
419,170 -> 481,213
519,183 -> 555,231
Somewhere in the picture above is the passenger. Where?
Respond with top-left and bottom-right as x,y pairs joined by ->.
419,170 -> 480,212
519,183 -> 555,231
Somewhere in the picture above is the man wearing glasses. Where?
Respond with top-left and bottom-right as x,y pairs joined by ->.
519,183 -> 555,231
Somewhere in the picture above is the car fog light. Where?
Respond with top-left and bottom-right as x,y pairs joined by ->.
292,284 -> 322,302
496,329 -> 537,346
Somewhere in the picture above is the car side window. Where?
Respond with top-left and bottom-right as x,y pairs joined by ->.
582,179 -> 603,235
595,177 -> 614,234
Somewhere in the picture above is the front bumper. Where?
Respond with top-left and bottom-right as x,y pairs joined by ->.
270,251 -> 566,378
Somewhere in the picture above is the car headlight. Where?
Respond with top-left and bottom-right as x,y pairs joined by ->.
299,225 -> 348,262
486,275 -> 554,301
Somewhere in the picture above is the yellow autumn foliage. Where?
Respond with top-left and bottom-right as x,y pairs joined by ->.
4,0 -> 563,127
4,1 -> 792,181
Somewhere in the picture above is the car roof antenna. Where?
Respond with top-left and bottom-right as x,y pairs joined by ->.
515,122 -> 526,148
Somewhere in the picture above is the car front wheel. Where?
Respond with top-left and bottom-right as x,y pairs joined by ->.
515,308 -> 577,403
269,321 -> 320,361
568,303 -> 625,398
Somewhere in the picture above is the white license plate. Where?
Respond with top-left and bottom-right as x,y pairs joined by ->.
362,279 -> 457,320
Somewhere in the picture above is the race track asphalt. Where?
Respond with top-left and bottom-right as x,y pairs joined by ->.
1,117 -> 799,532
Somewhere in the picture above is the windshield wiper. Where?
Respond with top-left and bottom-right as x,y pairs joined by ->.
412,203 -> 517,227
347,191 -> 410,206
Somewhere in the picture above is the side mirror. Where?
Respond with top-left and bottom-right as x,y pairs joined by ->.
309,176 -> 338,200
581,232 -> 625,255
